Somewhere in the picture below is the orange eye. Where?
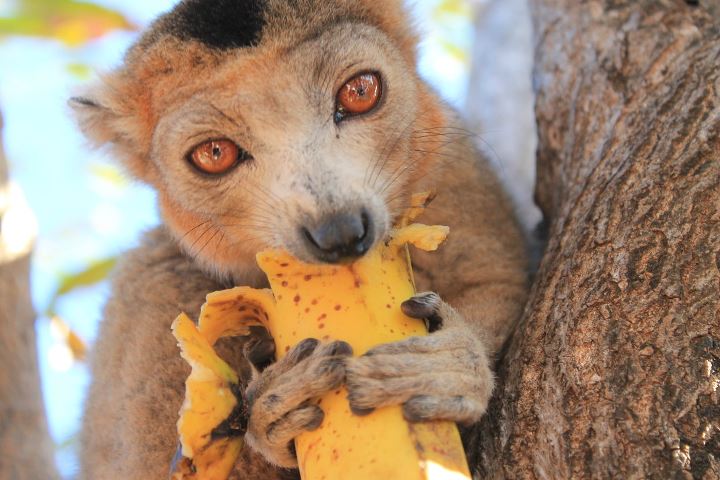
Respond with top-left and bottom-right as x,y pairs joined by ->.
336,72 -> 382,122
189,139 -> 249,175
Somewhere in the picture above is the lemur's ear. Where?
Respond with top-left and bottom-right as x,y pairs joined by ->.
69,79 -> 152,181
366,1 -> 419,68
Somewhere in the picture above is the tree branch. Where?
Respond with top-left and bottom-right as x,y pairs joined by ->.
467,1 -> 720,478
0,109 -> 58,480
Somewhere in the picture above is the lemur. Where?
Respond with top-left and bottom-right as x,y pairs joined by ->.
71,0 -> 528,478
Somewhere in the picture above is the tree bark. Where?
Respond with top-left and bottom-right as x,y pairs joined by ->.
0,111 -> 59,479
467,1 -> 720,478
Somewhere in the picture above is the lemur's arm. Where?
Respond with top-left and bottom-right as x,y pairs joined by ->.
412,138 -> 529,354
78,228 -> 252,479
81,144 -> 525,478
243,139 -> 529,465
80,228 -> 222,479
80,227 -> 350,478
344,132 -> 528,424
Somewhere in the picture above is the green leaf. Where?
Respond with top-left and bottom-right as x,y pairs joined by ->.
56,432 -> 79,452
66,62 -> 93,79
89,162 -> 129,188
46,257 -> 117,316
0,0 -> 136,46
434,0 -> 471,19
56,257 -> 117,296
437,39 -> 469,64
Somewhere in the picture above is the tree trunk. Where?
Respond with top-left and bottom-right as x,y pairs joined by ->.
467,1 -> 720,478
0,111 -> 59,479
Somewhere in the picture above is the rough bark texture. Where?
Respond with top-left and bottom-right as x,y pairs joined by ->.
467,1 -> 720,478
0,111 -> 58,479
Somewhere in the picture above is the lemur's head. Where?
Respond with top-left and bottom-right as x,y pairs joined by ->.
72,0 -> 449,279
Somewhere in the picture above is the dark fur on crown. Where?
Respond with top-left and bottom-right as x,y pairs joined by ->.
144,0 -> 268,50
128,0 -> 418,69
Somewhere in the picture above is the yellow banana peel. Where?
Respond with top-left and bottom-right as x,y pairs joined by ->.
170,314 -> 245,480
172,193 -> 471,480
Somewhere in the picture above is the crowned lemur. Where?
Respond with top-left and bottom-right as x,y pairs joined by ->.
71,0 -> 528,478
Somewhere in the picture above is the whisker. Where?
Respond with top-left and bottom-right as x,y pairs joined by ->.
227,204 -> 278,226
194,227 -> 222,261
222,223 -> 275,234
180,220 -> 211,242
187,223 -> 216,253
374,120 -> 479,196
370,116 -> 422,189
380,148 -> 460,201
366,111 -> 422,189
239,186 -> 279,219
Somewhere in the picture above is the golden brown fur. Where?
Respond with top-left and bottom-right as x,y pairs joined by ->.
73,1 -> 528,478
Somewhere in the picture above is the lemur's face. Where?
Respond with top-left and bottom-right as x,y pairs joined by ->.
73,0 -> 445,279
152,23 -> 419,269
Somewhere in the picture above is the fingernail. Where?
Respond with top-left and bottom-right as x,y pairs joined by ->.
400,299 -> 424,318
329,341 -> 353,356
291,338 -> 320,362
305,409 -> 325,430
402,408 -> 424,423
350,405 -> 375,417
298,338 -> 320,350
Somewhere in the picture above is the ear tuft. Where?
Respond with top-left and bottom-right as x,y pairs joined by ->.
69,96 -> 103,109
69,81 -> 153,182
69,86 -> 121,149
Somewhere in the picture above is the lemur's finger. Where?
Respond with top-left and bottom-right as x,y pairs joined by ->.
263,359 -> 347,416
266,404 -> 324,447
347,351 -> 469,380
401,292 -> 465,333
346,371 -> 484,414
401,292 -> 441,318
246,338 -> 321,407
403,395 -> 486,426
315,339 -> 354,358
247,412 -> 305,469
256,443 -> 298,470
363,329 -> 471,357
245,341 -> 351,468
260,404 -> 324,468
283,338 -> 320,368
349,404 -> 376,417
254,341 -> 352,418
401,292 -> 444,332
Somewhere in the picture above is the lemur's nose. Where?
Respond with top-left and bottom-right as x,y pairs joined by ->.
303,210 -> 374,263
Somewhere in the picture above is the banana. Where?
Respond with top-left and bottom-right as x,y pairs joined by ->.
172,193 -> 471,479
170,314 -> 245,480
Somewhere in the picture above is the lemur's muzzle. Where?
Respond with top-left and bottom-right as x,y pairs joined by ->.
302,210 -> 374,264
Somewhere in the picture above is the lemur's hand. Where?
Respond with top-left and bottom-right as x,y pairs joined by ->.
243,336 -> 353,468
345,292 -> 494,425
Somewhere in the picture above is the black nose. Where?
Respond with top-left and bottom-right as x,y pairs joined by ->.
303,211 -> 374,263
